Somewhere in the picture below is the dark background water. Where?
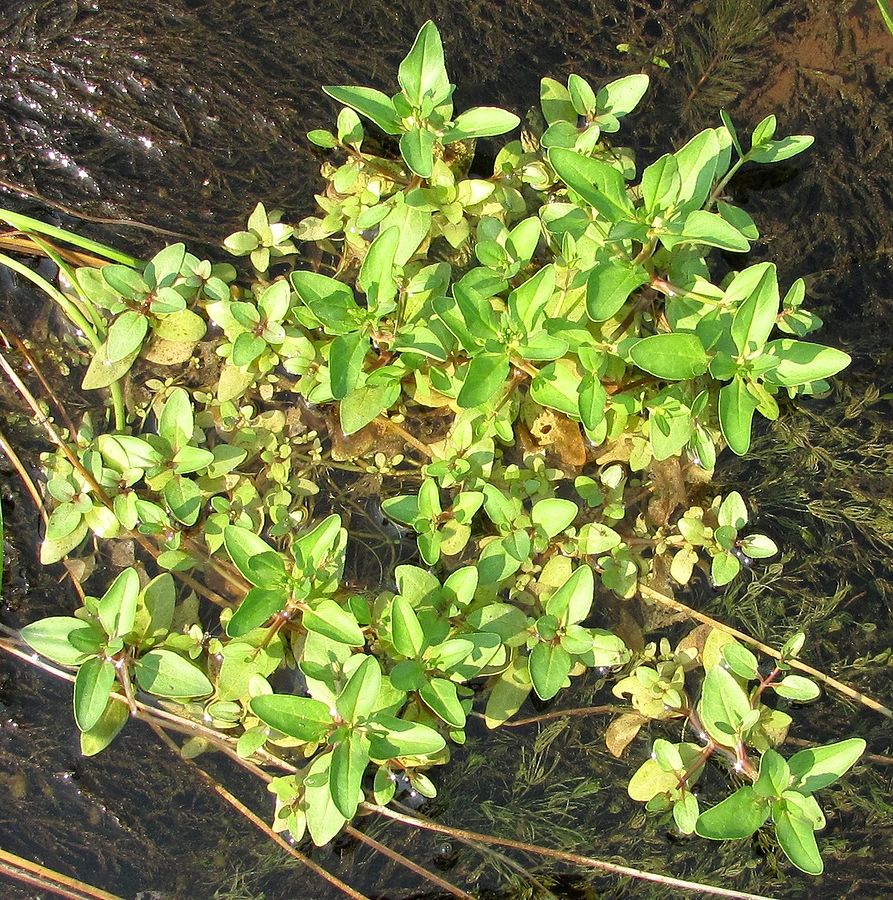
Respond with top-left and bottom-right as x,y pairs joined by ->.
0,1 -> 891,897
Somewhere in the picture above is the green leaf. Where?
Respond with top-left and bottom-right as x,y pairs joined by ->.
158,387 -> 194,452
540,77 -> 576,125
529,360 -> 580,416
477,530 -> 532,585
567,74 -> 596,116
134,649 -> 213,698
596,73 -> 649,118
672,210 -> 750,252
545,563 -> 594,625
529,642 -> 572,700
641,153 -> 681,215
152,308 -> 206,343
223,526 -> 279,586
754,749 -> 791,798
419,677 -> 466,728
73,656 -> 116,732
80,697 -> 128,756
739,533 -> 777,558
303,599 -> 365,646
304,752 -> 348,846
720,109 -> 743,157
586,258 -> 649,322
144,243 -> 185,287
484,658 -> 532,728
457,353 -> 509,408
674,128 -> 721,213
102,264 -> 147,298
400,127 -> 436,178
307,128 -> 337,148
216,363 -> 256,402
547,148 -> 634,222
578,374 -> 607,437
322,86 -> 402,135
696,786 -> 770,839
627,742 -> 705,801
106,310 -> 149,363
763,340 -> 850,387
339,380 -> 400,435
443,107 -> 520,141
391,595 -> 425,658
173,445 -> 214,476
879,0 -> 893,37
397,21 -> 449,108
358,226 -> 400,308
380,203 -> 432,265
508,264 -> 555,331
226,587 -> 285,637
82,340 -> 139,390
730,263 -> 779,355
775,807 -> 823,874
231,332 -> 265,368
629,333 -> 708,380
330,730 -> 371,818
20,616 -> 103,665
216,641 -> 282,702
751,115 -> 777,147
718,377 -> 759,456
788,738 -> 866,794
577,522 -> 621,555
773,674 -> 821,702
698,664 -> 752,744
711,552 -> 741,586
163,476 -> 203,526
290,271 -> 361,334
45,503 -> 84,542
673,793 -> 700,834
508,217 -> 542,265
337,656 -> 383,724
251,694 -> 333,742
97,568 -> 140,640
329,331 -> 369,400
531,497 -> 578,540
721,642 -> 759,681
749,135 -> 814,164
293,514 -> 344,571
368,715 -> 446,758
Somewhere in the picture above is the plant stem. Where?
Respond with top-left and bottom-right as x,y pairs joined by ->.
343,826 -> 475,900
0,325 -> 79,436
151,725 -> 368,900
366,803 -> 778,900
474,704 -> 625,727
0,207 -> 142,266
0,847 -> 122,900
705,157 -> 748,211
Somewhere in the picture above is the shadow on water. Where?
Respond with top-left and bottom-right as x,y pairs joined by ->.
0,0 -> 891,897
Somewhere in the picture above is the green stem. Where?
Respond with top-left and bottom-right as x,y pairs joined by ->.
0,207 -> 142,266
0,251 -> 126,431
705,155 -> 749,211
28,233 -> 106,334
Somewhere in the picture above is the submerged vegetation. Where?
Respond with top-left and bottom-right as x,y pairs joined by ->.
0,18 -> 887,898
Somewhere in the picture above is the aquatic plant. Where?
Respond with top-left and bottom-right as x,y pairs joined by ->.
0,19 -> 877,894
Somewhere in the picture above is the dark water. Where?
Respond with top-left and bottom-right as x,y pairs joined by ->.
0,1 -> 892,897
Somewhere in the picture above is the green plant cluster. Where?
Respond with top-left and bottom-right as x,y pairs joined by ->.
7,21 -> 863,876
619,630 -> 864,875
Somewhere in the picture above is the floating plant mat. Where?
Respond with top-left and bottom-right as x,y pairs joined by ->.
0,3 -> 892,899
